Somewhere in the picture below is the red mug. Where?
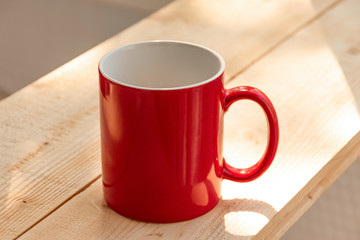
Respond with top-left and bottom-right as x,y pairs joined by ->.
99,40 -> 279,223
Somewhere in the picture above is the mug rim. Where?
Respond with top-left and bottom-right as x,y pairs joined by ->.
98,40 -> 226,91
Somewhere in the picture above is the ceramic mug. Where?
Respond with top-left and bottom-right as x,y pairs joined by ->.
99,40 -> 279,223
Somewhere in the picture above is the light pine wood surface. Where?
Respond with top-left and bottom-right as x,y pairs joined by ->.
1,0 -> 360,239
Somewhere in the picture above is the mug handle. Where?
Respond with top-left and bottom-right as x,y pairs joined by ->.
223,86 -> 279,182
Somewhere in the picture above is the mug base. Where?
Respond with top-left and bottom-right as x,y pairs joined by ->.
104,196 -> 221,223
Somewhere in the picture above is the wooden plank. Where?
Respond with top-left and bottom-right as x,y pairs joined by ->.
0,0 -> 340,238
116,0 -> 342,80
17,0 -> 360,239
19,179 -> 276,240
259,133 -> 360,240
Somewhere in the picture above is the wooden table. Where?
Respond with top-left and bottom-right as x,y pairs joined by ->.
1,0 -> 360,239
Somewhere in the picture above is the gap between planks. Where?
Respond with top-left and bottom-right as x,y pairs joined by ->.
11,0 -> 345,238
227,0 -> 343,82
14,175 -> 102,240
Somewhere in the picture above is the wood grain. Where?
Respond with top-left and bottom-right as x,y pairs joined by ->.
0,0 -> 345,238
0,1 -> 338,239
15,0 -> 360,239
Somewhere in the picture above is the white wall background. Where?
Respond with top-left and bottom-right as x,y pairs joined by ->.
1,1 -> 359,239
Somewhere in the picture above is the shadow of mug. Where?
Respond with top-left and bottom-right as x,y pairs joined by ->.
97,192 -> 278,239
194,198 -> 278,240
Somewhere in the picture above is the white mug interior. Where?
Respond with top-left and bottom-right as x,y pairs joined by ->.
99,40 -> 225,90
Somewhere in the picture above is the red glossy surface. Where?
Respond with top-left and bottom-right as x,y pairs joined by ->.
100,71 -> 279,222
100,73 -> 225,222
99,47 -> 279,222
